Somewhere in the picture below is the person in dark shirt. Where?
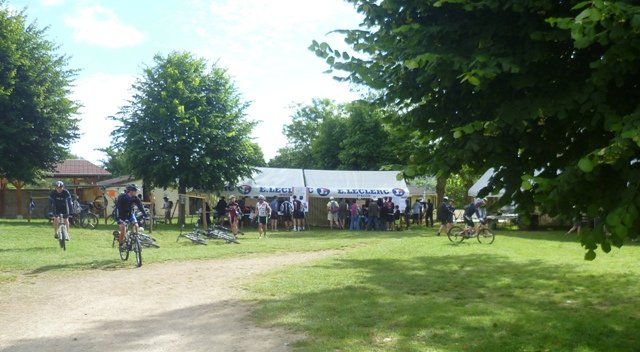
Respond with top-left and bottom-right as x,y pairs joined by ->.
115,184 -> 148,246
215,197 -> 227,226
48,180 -> 72,239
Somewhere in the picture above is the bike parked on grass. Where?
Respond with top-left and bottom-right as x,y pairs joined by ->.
447,222 -> 495,244
176,225 -> 208,245
201,225 -> 240,244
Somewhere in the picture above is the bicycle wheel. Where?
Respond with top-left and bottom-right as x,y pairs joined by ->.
59,225 -> 67,251
81,213 -> 99,229
133,236 -> 142,267
217,231 -> 239,244
111,230 -> 119,248
119,237 -> 129,261
447,225 -> 465,243
477,228 -> 495,244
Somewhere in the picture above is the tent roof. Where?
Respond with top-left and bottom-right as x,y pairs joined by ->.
304,169 -> 409,198
247,167 -> 305,186
468,168 -> 505,197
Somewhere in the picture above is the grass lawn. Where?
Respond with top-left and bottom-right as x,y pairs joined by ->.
1,220 -> 639,351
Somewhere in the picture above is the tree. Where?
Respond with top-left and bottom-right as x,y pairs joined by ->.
97,146 -> 128,177
112,51 -> 260,224
0,3 -> 79,183
270,98 -> 402,170
311,0 -> 640,258
338,100 -> 401,170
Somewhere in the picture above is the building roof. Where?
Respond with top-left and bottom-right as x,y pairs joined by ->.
53,159 -> 112,177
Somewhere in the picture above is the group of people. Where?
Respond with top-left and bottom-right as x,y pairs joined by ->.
48,181 -> 148,248
325,196 -> 436,231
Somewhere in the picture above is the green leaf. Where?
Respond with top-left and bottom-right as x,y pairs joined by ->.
453,130 -> 463,139
601,241 -> 611,253
578,157 -> 594,172
584,249 -> 596,261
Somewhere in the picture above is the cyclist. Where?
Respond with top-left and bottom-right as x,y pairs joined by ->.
463,198 -> 487,236
436,196 -> 454,236
254,194 -> 271,239
115,184 -> 148,247
48,180 -> 72,240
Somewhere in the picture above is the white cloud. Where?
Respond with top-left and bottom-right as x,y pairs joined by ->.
64,4 -> 145,48
70,73 -> 136,163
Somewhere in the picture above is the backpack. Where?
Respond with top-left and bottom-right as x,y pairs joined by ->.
330,201 -> 339,213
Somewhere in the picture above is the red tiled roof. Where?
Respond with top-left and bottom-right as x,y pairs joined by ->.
53,159 -> 112,177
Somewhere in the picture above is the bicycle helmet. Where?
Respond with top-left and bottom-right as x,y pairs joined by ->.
125,184 -> 139,192
258,194 -> 265,200
55,180 -> 64,188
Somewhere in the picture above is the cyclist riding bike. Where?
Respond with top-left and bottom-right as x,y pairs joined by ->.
463,198 -> 488,236
48,180 -> 73,240
115,184 -> 148,247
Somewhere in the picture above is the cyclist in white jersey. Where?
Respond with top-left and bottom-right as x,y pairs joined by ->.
254,195 -> 272,238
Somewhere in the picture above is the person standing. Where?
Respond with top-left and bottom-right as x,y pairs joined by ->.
270,197 -> 279,231
436,197 -> 454,236
255,195 -> 271,239
326,197 -> 340,229
411,199 -> 422,225
238,196 -> 246,229
403,198 -> 412,230
425,199 -> 434,227
227,195 -> 240,237
214,196 -> 227,226
280,197 -> 294,231
48,181 -> 72,240
292,195 -> 304,231
349,201 -> 360,231
338,198 -> 348,229
367,199 -> 380,231
162,196 -> 173,224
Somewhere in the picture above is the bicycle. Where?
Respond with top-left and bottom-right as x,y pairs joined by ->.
115,221 -> 143,267
212,224 -> 245,236
176,225 -> 208,245
53,213 -> 69,251
201,226 -> 240,244
112,230 -> 158,249
447,222 -> 495,244
75,203 -> 99,229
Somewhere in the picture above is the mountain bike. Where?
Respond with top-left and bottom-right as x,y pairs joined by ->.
447,222 -> 495,244
201,226 -> 240,244
113,230 -> 158,249
116,221 -> 143,267
176,225 -> 208,245
75,203 -> 99,229
53,214 -> 69,251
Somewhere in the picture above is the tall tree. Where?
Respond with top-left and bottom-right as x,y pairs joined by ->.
0,3 -> 79,182
112,52 -> 260,224
311,0 -> 640,258
338,100 -> 400,170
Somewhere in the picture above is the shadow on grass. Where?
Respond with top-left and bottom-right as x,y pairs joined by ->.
26,260 -> 120,274
252,253 -> 640,351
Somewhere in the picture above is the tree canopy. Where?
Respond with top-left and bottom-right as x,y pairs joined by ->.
112,51 -> 261,210
311,0 -> 640,258
269,98 -> 401,170
0,3 -> 79,183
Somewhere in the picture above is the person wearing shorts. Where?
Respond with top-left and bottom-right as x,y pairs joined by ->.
436,197 -> 454,236
255,195 -> 271,238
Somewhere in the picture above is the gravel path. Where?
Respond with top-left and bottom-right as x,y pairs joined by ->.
0,251 -> 338,352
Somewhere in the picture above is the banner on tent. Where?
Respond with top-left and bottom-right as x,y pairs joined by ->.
306,186 -> 409,198
223,185 -> 294,197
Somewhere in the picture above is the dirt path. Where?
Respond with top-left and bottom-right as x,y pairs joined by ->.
0,251 -> 338,352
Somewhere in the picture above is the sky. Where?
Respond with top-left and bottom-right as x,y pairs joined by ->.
7,0 -> 364,165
